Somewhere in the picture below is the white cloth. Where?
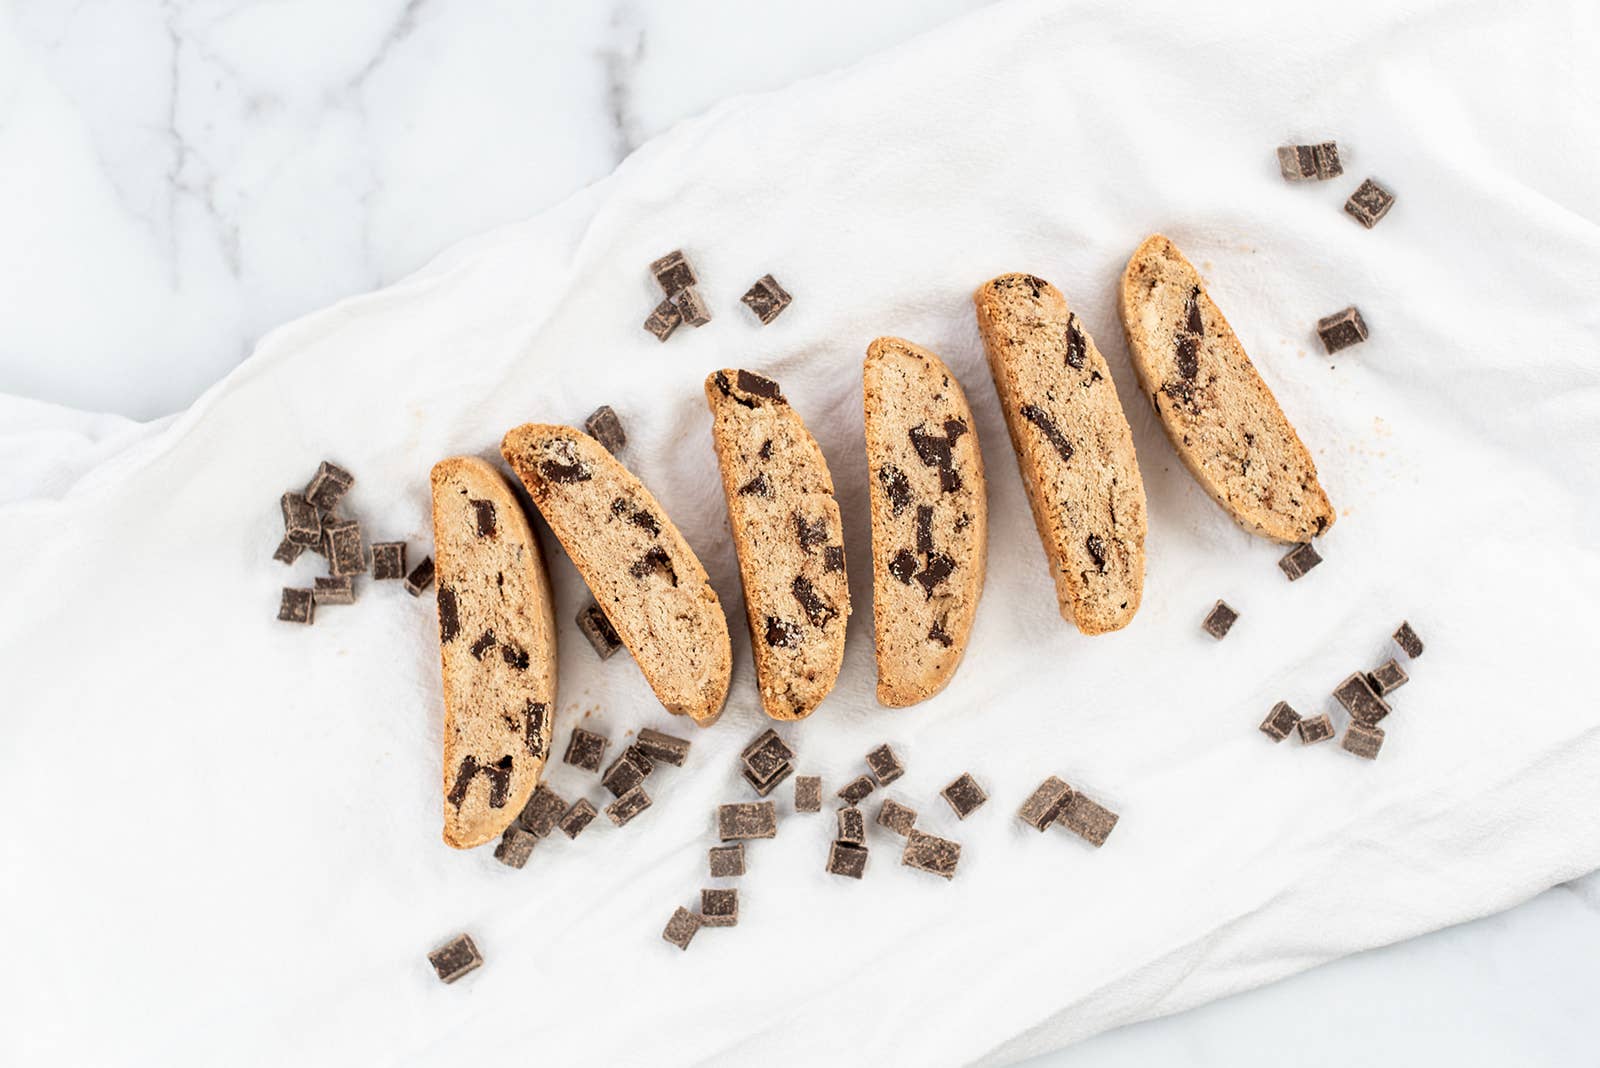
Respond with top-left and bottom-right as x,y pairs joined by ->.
3,0 -> 1599,1064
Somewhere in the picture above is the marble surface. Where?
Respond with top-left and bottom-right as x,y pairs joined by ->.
2,1 -> 1596,1063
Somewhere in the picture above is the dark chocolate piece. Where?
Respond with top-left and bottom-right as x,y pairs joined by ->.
610,497 -> 661,536
1085,534 -> 1108,574
500,642 -> 530,670
662,907 -> 700,951
517,783 -> 570,838
1297,713 -> 1336,745
563,727 -> 609,772
735,370 -> 783,401
313,576 -> 355,605
1316,306 -> 1368,354
913,552 -> 956,600
1277,542 -> 1323,581
1368,658 -> 1409,696
902,831 -> 961,879
700,887 -> 738,927
1260,701 -> 1301,742
742,729 -> 795,784
519,702 -> 549,759
371,541 -> 407,580
914,505 -> 933,555
794,513 -> 830,554
1344,177 -> 1395,229
794,776 -> 822,813
277,587 -> 315,624
644,298 -> 683,342
826,841 -> 868,879
1394,621 -> 1424,659
1058,793 -> 1118,846
791,576 -> 837,627
322,519 -> 365,578
428,934 -> 483,983
629,547 -> 677,586
888,549 -> 918,584
823,545 -> 845,573
1342,722 -> 1385,760
604,785 -> 652,827
1313,141 -> 1342,179
446,754 -> 514,809
837,775 -> 876,807
708,843 -> 745,878
1202,600 -> 1239,640
1019,776 -> 1073,831
837,805 -> 867,846
908,418 -> 968,493
536,440 -> 592,485
437,586 -> 460,643
940,773 -> 988,819
740,274 -> 792,325
558,798 -> 598,840
304,461 -> 355,513
494,827 -> 537,869
281,492 -> 322,547
742,762 -> 792,797
470,630 -> 497,660
273,537 -> 304,565
717,801 -> 778,841
876,798 -> 917,837
403,556 -> 435,596
469,499 -> 497,538
636,727 -> 691,767
764,616 -> 802,648
877,465 -> 913,516
737,472 -> 771,497
576,601 -> 623,660
1065,315 -> 1087,369
1276,144 -> 1320,181
674,286 -> 712,327
928,616 -> 954,647
1020,403 -> 1075,464
865,743 -> 905,787
649,250 -> 697,296
602,746 -> 654,798
584,405 -> 627,454
1333,672 -> 1391,725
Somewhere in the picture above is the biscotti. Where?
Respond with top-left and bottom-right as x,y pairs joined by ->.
1118,235 -> 1334,543
862,337 -> 988,707
704,369 -> 849,721
501,424 -> 731,725
974,274 -> 1147,634
430,457 -> 558,849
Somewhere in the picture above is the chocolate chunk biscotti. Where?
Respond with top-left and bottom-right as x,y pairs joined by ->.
705,370 -> 849,721
974,274 -> 1147,634
501,424 -> 731,725
430,457 -> 558,849
862,338 -> 988,707
1119,235 -> 1334,543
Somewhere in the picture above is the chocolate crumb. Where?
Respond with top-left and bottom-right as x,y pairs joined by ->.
1342,722 -> 1385,760
403,556 -> 435,596
494,827 -> 537,869
584,405 -> 627,453
865,743 -> 905,787
371,542 -> 407,580
1316,306 -> 1368,354
662,907 -> 700,951
1277,542 -> 1323,581
1393,621 -> 1425,659
563,727 -> 609,773
558,798 -> 598,840
940,773 -> 988,819
1297,713 -> 1336,745
576,602 -> 623,660
428,934 -> 483,983
1202,600 -> 1239,640
826,841 -> 868,879
278,587 -> 315,625
794,776 -> 822,813
1260,701 -> 1301,742
837,775 -> 876,807
740,274 -> 792,325
1019,776 -> 1072,831
1333,672 -> 1391,725
876,798 -> 917,837
902,831 -> 961,879
604,785 -> 652,827
700,887 -> 738,927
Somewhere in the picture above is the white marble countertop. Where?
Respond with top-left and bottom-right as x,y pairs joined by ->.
2,2 -> 1595,1063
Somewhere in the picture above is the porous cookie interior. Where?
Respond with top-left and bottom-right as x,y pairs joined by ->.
975,274 -> 1147,634
1119,234 -> 1334,543
706,370 -> 850,720
431,457 -> 557,849
863,338 -> 987,707
501,425 -> 730,724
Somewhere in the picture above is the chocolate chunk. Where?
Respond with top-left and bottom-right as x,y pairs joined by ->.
1065,315 -> 1087,369
644,298 -> 682,342
674,286 -> 712,328
940,773 -> 988,819
281,492 -> 322,547
1344,177 -> 1395,229
913,553 -> 955,599
764,616 -> 802,648
876,798 -> 917,837
909,418 -> 968,493
630,547 -> 678,586
446,754 -> 513,809
636,727 -> 691,767
371,541 -> 407,580
604,785 -> 652,827
742,762 -> 792,797
1276,144 -> 1320,181
837,775 -> 876,807
1316,306 -> 1368,354
914,504 -> 934,555
717,801 -> 778,841
469,630 -> 497,660
576,601 -> 623,660
742,729 -> 795,784
1333,672 -> 1391,725
1184,289 -> 1204,335
558,798 -> 598,840
662,906 -> 701,951
736,369 -> 784,401
1019,403 -> 1075,464
1297,713 -> 1336,745
823,545 -> 845,573
700,887 -> 738,927
602,746 -> 654,798
837,805 -> 867,846
1058,793 -> 1118,846
928,615 -> 954,647
1202,600 -> 1238,640
1368,658 -> 1409,696
708,843 -> 745,878
437,586 -> 460,643
1260,701 -> 1301,742
313,576 -> 355,605
563,727 -> 609,772
794,775 -> 822,813
611,498 -> 661,536
794,513 -> 830,554
877,465 -> 913,516
494,827 -> 537,869
277,587 -> 315,624
737,472 -> 771,497
500,642 -> 529,670
791,576 -> 837,627
584,405 -> 627,453
902,831 -> 961,879
404,556 -> 435,596
1313,141 -> 1342,179
1019,776 -> 1073,831
537,440 -> 592,484
428,933 -> 483,983
304,461 -> 355,513
888,549 -> 918,584
517,783 -> 569,838
469,499 -> 497,538
1174,288 -> 1203,379
740,274 -> 792,324
1277,542 -> 1323,581
520,702 -> 549,759
1342,722 -> 1385,760
1085,534 -> 1107,574
865,743 -> 905,787
649,249 -> 697,296
826,841 -> 868,879
273,537 -> 304,565
758,439 -> 774,460
1394,621 -> 1425,659
323,520 -> 365,578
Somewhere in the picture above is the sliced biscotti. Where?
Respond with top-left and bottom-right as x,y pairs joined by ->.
705,370 -> 850,721
1119,235 -> 1335,543
862,338 -> 988,707
430,457 -> 558,850
501,424 -> 731,726
974,274 -> 1147,634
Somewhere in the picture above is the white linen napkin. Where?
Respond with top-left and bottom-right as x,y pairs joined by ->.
4,0 -> 1599,1064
